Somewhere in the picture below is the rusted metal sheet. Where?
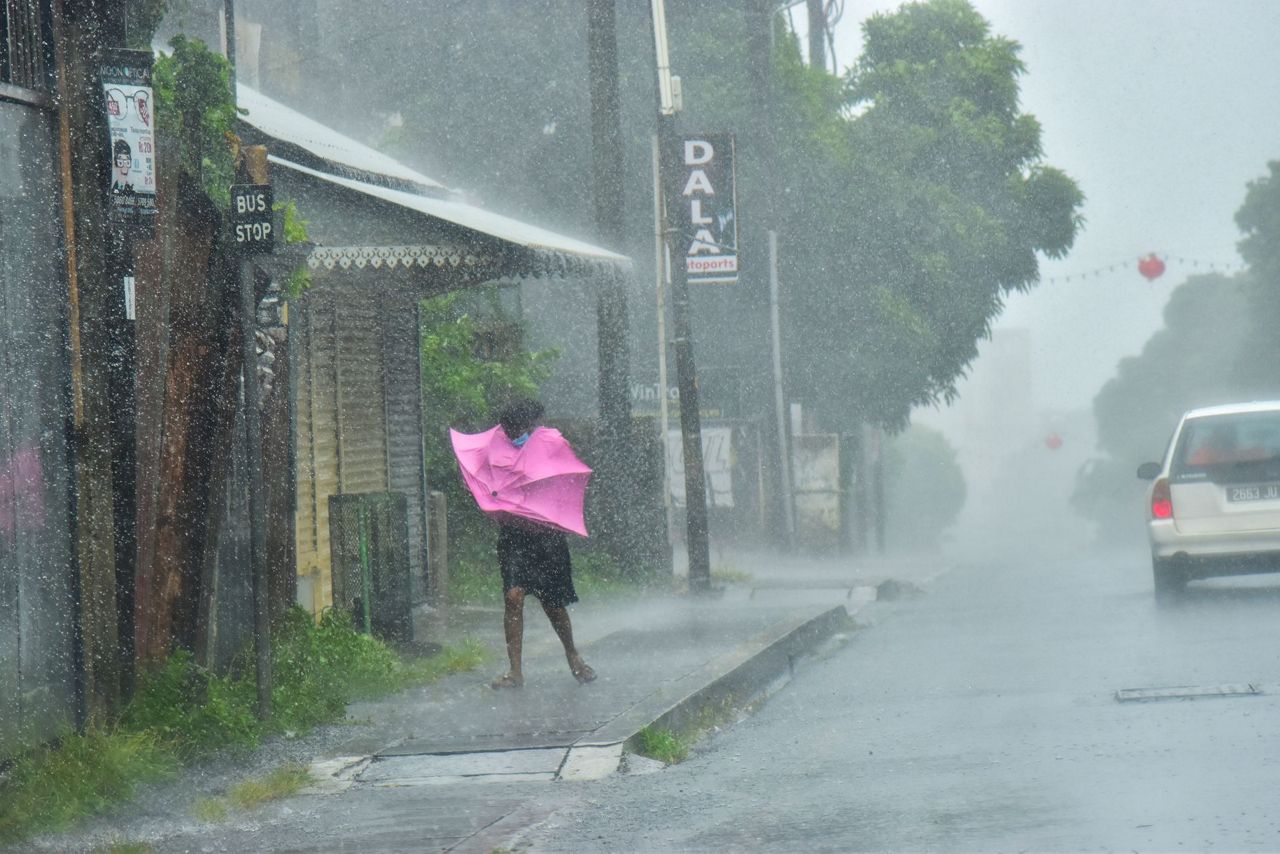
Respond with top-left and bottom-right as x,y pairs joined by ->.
381,295 -> 428,599
335,294 -> 388,496
0,102 -> 78,755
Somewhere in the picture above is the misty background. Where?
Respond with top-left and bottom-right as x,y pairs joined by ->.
808,0 -> 1280,554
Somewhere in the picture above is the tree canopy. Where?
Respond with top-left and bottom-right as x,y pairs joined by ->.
778,0 -> 1083,427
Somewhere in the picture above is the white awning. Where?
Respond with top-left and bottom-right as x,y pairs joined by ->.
271,156 -> 628,266
237,83 -> 446,194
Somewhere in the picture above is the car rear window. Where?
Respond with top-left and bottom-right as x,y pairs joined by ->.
1173,411 -> 1280,482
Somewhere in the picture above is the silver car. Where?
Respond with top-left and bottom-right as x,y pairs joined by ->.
1138,401 -> 1280,597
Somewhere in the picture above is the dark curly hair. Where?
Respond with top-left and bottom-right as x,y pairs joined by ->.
496,398 -> 545,440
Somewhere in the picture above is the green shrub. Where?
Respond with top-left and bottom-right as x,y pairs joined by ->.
121,651 -> 259,759
0,729 -> 174,839
269,607 -> 403,730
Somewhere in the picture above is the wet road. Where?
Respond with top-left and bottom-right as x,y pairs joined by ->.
522,549 -> 1280,851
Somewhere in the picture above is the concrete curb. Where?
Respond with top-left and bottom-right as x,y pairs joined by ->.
569,604 -> 850,760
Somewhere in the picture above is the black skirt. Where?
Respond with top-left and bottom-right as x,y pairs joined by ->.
497,523 -> 578,607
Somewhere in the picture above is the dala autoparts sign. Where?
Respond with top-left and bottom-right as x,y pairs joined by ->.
230,184 -> 275,252
671,134 -> 739,285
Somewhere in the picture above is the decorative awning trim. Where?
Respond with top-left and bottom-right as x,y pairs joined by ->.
307,245 -> 492,273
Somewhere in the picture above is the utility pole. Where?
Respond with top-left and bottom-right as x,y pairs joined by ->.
224,0 -> 237,82
233,148 -> 273,721
226,0 -> 268,717
806,0 -> 827,70
649,0 -> 712,592
768,231 -> 796,550
653,135 -> 676,550
586,0 -> 638,576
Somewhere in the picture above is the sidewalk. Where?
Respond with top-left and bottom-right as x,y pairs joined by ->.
26,549 -> 945,854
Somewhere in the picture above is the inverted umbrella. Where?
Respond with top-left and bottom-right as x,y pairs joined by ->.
450,425 -> 592,537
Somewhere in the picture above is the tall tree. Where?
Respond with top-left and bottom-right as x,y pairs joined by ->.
1234,160 -> 1280,390
788,0 -> 1082,428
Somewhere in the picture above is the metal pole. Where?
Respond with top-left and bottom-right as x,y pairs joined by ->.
240,256 -> 271,719
806,0 -> 827,70
768,231 -> 796,550
658,117 -> 711,592
587,0 -> 635,574
873,427 -> 886,554
224,0 -> 237,87
650,0 -> 711,591
653,134 -> 675,550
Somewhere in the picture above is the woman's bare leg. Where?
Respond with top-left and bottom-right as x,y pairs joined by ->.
541,601 -> 596,683
493,587 -> 525,689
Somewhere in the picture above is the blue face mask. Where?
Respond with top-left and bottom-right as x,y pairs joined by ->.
513,432 -> 530,447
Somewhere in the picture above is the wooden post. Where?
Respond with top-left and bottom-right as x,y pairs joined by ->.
587,0 -> 640,577
51,0 -> 127,721
236,144 -> 273,719
426,491 -> 448,609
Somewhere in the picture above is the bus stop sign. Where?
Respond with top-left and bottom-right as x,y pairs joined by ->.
230,183 -> 274,253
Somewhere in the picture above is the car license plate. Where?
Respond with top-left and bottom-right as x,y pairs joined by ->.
1227,483 -> 1280,502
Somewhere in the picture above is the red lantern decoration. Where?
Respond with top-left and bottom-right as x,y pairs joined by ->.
1138,253 -> 1166,281
1044,433 -> 1063,451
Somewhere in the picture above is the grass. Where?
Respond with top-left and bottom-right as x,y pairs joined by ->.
189,763 -> 313,825
0,729 -> 175,840
630,726 -> 690,765
711,563 -> 753,584
400,638 -> 488,684
99,842 -> 155,854
226,763 -> 313,810
191,796 -> 229,823
629,696 -> 747,766
0,607 -> 487,845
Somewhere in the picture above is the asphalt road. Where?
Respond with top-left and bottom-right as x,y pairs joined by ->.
519,547 -> 1280,852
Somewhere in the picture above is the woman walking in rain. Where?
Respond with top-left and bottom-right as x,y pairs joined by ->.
450,398 -> 596,689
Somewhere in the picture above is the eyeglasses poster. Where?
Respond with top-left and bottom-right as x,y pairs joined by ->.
100,49 -> 157,228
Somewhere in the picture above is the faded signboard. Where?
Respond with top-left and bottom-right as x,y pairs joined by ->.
793,434 -> 841,549
667,426 -> 734,508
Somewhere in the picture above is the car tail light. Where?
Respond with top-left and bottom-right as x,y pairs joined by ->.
1151,477 -> 1173,519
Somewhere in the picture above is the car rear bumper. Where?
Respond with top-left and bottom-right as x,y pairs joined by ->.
1148,520 -> 1280,575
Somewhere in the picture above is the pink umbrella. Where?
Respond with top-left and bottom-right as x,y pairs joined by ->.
449,425 -> 592,537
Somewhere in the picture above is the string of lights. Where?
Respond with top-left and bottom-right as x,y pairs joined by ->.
1040,252 -> 1246,285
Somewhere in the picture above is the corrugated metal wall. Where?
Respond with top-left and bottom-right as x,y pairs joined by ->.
0,103 -> 78,756
335,293 -> 389,495
294,287 -> 426,612
201,402 -> 253,668
380,296 -> 428,600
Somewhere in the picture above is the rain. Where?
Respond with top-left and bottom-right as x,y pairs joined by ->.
3,1 -> 1280,852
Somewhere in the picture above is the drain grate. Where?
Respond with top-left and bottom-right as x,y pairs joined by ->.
1115,683 -> 1262,703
